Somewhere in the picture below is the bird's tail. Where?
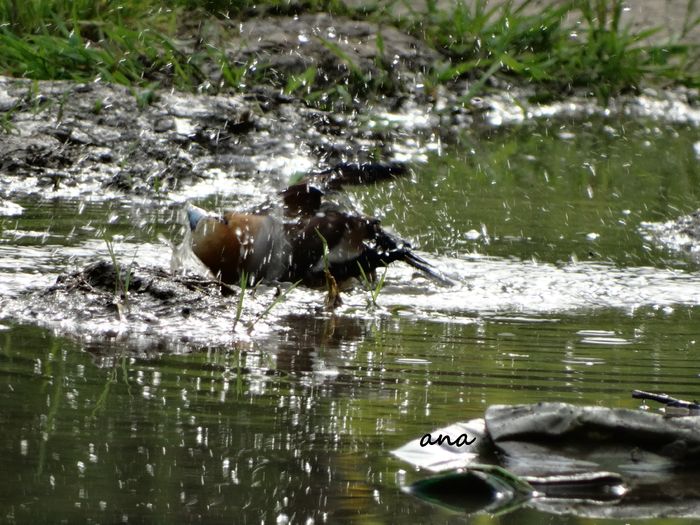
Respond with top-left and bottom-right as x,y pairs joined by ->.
373,229 -> 452,285
396,249 -> 453,286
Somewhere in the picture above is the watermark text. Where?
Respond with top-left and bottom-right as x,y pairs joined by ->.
419,433 -> 476,447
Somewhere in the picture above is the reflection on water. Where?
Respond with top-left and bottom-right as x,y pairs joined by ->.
1,308 -> 699,523
352,118 -> 700,268
1,116 -> 700,522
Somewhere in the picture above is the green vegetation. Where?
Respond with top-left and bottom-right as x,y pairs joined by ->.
0,0 -> 698,105
104,236 -> 137,319
411,0 -> 700,102
357,262 -> 388,308
246,281 -> 300,332
231,269 -> 300,332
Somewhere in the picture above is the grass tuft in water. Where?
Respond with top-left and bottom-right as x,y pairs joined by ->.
92,356 -> 131,415
104,237 -> 136,320
357,262 -> 388,308
247,281 -> 300,333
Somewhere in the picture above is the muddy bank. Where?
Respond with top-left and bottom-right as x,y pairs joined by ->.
2,76 -> 699,203
0,76 -> 436,202
0,14 -> 445,200
9,259 -> 327,352
0,76 -> 320,199
1,13 -> 699,201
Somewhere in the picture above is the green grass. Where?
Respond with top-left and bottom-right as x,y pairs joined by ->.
0,0 -> 698,106
0,20 -> 204,88
411,0 -> 700,102
104,236 -> 136,320
357,262 -> 388,308
246,281 -> 300,332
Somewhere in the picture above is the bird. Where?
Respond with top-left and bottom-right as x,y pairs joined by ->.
187,162 -> 449,289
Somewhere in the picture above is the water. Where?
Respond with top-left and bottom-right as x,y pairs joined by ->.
1,115 -> 700,523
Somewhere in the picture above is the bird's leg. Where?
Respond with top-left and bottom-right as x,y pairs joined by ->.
323,266 -> 342,309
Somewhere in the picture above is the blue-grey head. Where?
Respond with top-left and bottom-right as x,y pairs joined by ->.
186,204 -> 210,231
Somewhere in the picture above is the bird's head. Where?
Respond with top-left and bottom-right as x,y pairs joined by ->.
186,204 -> 211,231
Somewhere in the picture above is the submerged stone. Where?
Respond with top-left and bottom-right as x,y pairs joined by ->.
393,402 -> 700,519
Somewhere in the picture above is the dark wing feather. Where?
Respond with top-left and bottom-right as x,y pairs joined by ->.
278,162 -> 409,216
280,183 -> 324,216
308,162 -> 409,191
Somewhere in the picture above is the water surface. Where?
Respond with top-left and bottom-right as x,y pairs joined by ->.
1,115 -> 700,523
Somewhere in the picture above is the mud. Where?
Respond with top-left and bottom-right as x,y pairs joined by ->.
0,15 -> 455,200
226,13 -> 440,92
640,210 -> 700,261
13,258 -> 312,352
2,11 -> 699,200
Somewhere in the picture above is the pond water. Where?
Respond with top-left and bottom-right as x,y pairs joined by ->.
1,115 -> 700,523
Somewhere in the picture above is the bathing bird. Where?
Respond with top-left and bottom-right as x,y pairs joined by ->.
187,162 -> 448,288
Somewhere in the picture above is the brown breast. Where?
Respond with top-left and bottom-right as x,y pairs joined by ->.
191,213 -> 282,284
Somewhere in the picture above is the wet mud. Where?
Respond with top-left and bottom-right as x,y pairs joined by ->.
641,209 -> 700,261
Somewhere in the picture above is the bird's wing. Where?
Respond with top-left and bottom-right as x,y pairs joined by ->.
279,162 -> 410,215
279,182 -> 325,216
303,162 -> 409,192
